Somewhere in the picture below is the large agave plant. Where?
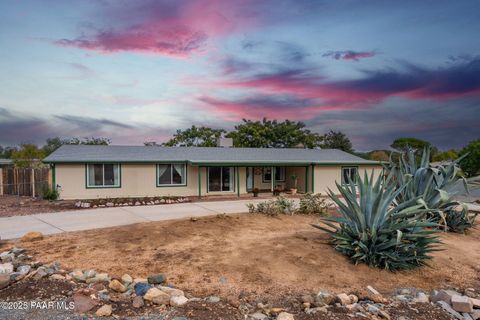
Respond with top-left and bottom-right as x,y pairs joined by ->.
313,171 -> 441,271
386,148 -> 478,233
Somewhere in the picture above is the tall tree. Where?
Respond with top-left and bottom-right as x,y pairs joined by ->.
321,130 -> 354,153
368,150 -> 390,161
226,118 -> 322,148
162,126 -> 226,147
459,139 -> 480,177
0,145 -> 16,159
11,144 -> 45,168
391,138 -> 431,152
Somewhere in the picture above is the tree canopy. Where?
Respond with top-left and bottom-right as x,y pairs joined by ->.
226,118 -> 323,148
162,126 -> 226,147
391,138 -> 431,152
11,144 -> 45,168
321,130 -> 354,153
459,139 -> 480,177
42,137 -> 111,156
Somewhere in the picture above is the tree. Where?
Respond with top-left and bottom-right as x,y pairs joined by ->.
321,130 -> 354,153
368,150 -> 390,161
432,149 -> 459,162
11,144 -> 45,168
163,126 -> 226,147
391,138 -> 431,152
459,139 -> 480,177
42,137 -> 111,156
0,145 -> 16,159
226,118 -> 322,148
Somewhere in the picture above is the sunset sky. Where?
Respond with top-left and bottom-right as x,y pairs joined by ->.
0,0 -> 479,150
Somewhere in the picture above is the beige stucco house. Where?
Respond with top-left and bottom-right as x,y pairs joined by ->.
43,145 -> 382,200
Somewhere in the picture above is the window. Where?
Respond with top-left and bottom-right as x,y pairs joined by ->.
263,167 -> 286,182
86,164 -> 120,188
157,164 -> 186,186
342,167 -> 358,184
208,167 -> 234,192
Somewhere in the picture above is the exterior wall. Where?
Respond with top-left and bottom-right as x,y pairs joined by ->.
251,166 -> 307,192
55,163 -> 247,200
313,165 -> 383,195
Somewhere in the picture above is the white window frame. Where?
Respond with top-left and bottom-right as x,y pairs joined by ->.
342,166 -> 358,185
156,163 -> 187,187
86,163 -> 121,188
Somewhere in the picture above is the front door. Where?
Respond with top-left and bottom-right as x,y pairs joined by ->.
208,167 -> 234,192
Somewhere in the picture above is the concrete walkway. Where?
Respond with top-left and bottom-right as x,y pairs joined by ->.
0,198 -> 270,240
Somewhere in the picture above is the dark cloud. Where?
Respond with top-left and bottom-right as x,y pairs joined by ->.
322,50 -> 376,61
0,108 -> 170,146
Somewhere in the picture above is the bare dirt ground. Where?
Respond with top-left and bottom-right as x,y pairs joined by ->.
3,213 -> 479,301
0,195 -> 76,217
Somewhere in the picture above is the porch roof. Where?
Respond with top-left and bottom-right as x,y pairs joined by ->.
44,145 -> 380,166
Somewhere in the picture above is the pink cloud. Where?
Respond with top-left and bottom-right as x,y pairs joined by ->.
55,0 -> 264,57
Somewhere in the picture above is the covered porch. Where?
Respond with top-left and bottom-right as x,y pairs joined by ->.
192,163 -> 314,198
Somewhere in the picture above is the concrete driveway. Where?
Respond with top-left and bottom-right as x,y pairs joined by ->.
0,198 -> 270,240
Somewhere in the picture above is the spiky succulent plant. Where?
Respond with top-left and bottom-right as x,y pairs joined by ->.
313,171 -> 441,271
386,148 -> 477,233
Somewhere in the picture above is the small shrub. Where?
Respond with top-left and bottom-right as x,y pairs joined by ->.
443,205 -> 478,233
41,186 -> 59,201
297,193 -> 329,215
247,195 -> 296,215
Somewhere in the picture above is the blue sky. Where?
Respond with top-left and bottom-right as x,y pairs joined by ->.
0,0 -> 479,150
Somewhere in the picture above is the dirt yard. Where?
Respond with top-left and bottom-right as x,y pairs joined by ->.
0,195 -> 76,217
3,214 -> 479,301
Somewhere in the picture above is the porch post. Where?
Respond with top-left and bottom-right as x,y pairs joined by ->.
311,164 -> 315,193
198,166 -> 202,197
236,167 -> 240,197
271,166 -> 275,192
305,165 -> 309,193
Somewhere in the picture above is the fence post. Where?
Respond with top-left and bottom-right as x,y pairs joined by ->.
0,167 -> 3,196
31,168 -> 35,197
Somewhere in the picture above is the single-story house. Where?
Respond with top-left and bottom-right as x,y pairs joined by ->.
43,145 -> 383,200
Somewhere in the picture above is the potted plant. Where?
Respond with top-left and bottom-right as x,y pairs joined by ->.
253,188 -> 260,197
290,174 -> 298,195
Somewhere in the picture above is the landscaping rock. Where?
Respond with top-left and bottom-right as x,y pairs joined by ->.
413,292 -> 429,303
336,293 -> 351,305
170,295 -> 189,306
250,312 -> 268,320
121,273 -> 133,284
134,282 -> 152,296
367,286 -> 380,296
16,265 -> 30,275
73,293 -> 97,313
206,296 -> 221,303
109,279 -> 127,293
86,272 -> 109,284
147,273 -> 166,284
95,304 -> 112,317
71,270 -> 86,282
349,294 -> 359,304
436,301 -> 464,320
277,312 -> 295,320
0,273 -> 10,289
470,297 -> 480,308
132,296 -> 144,308
21,231 -> 44,242
471,310 -> 480,320
315,291 -> 335,306
431,289 -> 461,304
0,262 -> 14,274
159,286 -> 184,297
84,269 -> 96,278
451,295 -> 474,313
144,288 -> 170,305
49,274 -> 65,280
33,267 -> 47,280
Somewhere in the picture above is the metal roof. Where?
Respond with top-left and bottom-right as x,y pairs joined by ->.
43,145 -> 380,165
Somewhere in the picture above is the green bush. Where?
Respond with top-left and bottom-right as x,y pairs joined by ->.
247,195 -> 296,215
297,193 -> 329,215
41,185 -> 59,201
313,172 -> 441,271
